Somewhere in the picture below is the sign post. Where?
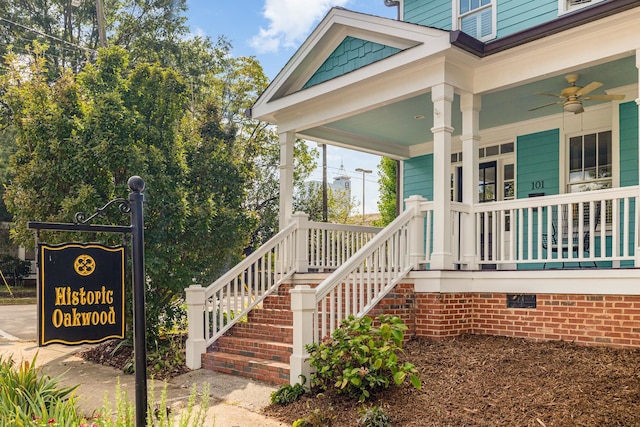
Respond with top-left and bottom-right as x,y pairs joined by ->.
28,176 -> 148,427
128,176 -> 147,427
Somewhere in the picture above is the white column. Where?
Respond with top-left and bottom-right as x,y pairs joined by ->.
405,195 -> 427,268
289,285 -> 316,386
279,131 -> 295,230
635,50 -> 640,267
460,92 -> 481,270
291,211 -> 309,273
430,83 -> 455,269
185,285 -> 207,369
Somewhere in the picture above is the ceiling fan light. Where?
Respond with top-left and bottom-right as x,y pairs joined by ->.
564,100 -> 583,114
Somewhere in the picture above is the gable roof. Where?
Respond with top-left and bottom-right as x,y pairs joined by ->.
251,7 -> 450,122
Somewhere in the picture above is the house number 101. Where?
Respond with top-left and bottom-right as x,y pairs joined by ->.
531,180 -> 545,190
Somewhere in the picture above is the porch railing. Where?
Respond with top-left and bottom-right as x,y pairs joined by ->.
307,222 -> 380,271
185,214 -> 384,369
473,187 -> 638,267
313,197 -> 425,341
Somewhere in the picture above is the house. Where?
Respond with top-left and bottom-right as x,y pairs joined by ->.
185,0 -> 640,385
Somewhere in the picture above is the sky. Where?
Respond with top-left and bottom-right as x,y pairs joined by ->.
185,0 -> 399,215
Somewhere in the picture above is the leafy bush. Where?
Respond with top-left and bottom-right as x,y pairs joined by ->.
270,376 -> 306,405
358,405 -> 391,427
306,314 -> 421,401
0,354 -> 212,427
0,354 -> 79,426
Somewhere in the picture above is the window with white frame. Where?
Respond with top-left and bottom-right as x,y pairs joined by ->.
559,0 -> 605,15
568,130 -> 612,193
457,0 -> 495,41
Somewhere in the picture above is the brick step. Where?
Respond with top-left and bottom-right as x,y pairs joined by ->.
229,322 -> 293,344
202,351 -> 290,386
262,295 -> 291,310
248,308 -> 293,325
215,336 -> 293,363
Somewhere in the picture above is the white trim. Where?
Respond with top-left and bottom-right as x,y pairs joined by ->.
453,0 -> 497,42
559,0 -> 606,16
409,269 -> 640,295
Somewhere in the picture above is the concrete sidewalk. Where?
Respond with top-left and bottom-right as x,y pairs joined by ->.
0,339 -> 287,427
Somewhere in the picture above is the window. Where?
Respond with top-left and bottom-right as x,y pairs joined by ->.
568,131 -> 611,193
457,0 -> 495,41
559,0 -> 605,15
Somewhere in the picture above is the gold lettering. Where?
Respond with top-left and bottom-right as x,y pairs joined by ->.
108,306 -> 115,324
63,311 -> 72,327
106,289 -> 113,304
52,309 -> 63,327
72,290 -> 79,306
54,288 -> 66,306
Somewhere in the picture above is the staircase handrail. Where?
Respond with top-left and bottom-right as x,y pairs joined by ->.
313,204 -> 421,340
203,221 -> 299,345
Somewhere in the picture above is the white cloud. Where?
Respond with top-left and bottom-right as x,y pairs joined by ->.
250,0 -> 349,53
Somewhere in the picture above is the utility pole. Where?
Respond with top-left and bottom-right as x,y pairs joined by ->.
355,168 -> 372,223
96,0 -> 107,47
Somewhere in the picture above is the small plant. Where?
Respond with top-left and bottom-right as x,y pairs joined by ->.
0,353 -> 79,426
358,405 -> 391,427
270,376 -> 306,405
306,314 -> 421,402
292,408 -> 334,426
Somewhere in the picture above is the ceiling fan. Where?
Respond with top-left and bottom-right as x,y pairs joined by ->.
529,73 -> 625,114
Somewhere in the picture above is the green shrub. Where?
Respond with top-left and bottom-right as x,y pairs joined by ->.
306,314 -> 421,402
292,408 -> 334,426
270,377 -> 306,405
0,354 -> 212,427
358,405 -> 391,427
0,354 -> 79,426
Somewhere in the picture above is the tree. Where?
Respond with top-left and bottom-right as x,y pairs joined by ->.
375,157 -> 397,226
294,181 -> 359,224
1,46 -> 255,340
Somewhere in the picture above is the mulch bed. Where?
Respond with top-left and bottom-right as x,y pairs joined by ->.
264,335 -> 640,426
81,339 -> 189,381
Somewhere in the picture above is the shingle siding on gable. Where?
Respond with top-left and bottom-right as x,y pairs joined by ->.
497,0 -> 558,38
303,37 -> 401,89
403,0 -> 452,30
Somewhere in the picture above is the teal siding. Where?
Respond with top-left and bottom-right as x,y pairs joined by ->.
619,101 -> 639,187
403,154 -> 433,200
517,129 -> 560,198
403,0 -> 451,29
497,0 -> 557,38
619,101 -> 638,267
303,37 -> 401,89
516,129 -> 559,269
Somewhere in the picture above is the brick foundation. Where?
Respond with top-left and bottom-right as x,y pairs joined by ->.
373,285 -> 640,348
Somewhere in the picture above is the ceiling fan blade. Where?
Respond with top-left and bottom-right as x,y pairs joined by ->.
528,101 -> 562,111
583,94 -> 626,101
534,92 -> 564,98
575,81 -> 603,97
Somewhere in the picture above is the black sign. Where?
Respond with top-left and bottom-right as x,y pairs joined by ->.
507,294 -> 537,309
39,243 -> 125,345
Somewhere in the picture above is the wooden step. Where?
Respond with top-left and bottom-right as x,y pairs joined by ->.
201,351 -> 290,385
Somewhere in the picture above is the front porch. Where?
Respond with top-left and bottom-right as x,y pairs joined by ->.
185,188 -> 640,384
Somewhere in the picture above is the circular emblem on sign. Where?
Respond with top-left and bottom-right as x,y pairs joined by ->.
74,254 -> 96,276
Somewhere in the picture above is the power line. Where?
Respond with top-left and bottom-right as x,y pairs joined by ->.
0,16 -> 96,53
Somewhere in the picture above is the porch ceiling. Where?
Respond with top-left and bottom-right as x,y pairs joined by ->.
298,55 -> 636,159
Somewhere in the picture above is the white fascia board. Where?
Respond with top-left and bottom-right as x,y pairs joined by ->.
258,44 -> 453,129
254,8 -> 449,114
473,8 -> 640,94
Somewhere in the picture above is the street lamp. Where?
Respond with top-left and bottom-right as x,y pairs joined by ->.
355,168 -> 372,223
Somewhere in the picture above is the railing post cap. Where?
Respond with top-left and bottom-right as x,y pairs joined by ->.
289,284 -> 314,293
405,195 -> 427,202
